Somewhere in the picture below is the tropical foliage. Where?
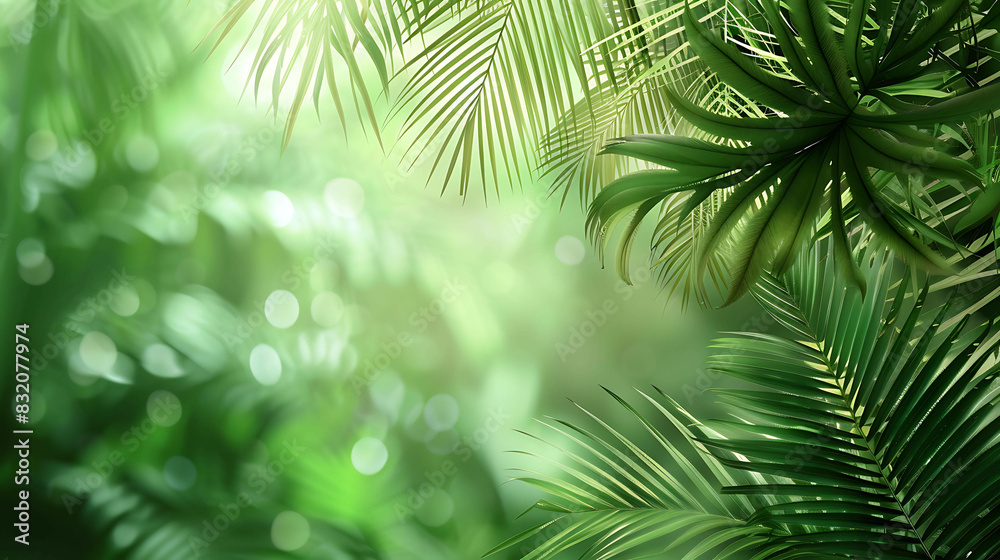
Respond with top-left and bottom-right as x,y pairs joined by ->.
2,0 -> 999,558
494,246 -> 1000,559
202,0 -> 652,195
201,2 -> 1000,558
210,0 -> 1000,307
591,0 -> 1000,304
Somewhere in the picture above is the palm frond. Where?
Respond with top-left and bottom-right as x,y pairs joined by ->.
486,388 -> 774,559
204,0 -> 658,198
498,243 -> 1000,558
590,0 -> 1000,305
199,0 -> 414,150
388,0 -> 631,198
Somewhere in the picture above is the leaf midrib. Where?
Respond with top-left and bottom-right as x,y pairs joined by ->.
792,296 -> 936,559
825,361 -> 934,560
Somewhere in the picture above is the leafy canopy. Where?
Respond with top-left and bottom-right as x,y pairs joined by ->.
201,0 -> 653,197
206,0 -> 1000,310
494,245 -> 1000,559
590,0 -> 1000,305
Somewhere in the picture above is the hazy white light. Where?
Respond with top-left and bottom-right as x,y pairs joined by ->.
351,437 -> 388,475
249,344 -> 282,385
142,344 -> 184,378
54,141 -> 98,187
370,372 -> 405,415
323,178 -> 364,219
263,190 -> 295,228
555,235 -> 586,265
265,290 -> 299,329
105,353 -> 136,384
111,286 -> 141,317
79,332 -> 117,373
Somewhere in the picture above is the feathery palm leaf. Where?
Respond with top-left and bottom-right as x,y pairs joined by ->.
199,0 -> 414,149
388,0 -> 628,197
537,0 -> 731,207
486,388 -> 776,559
590,0 -> 1000,305
497,244 -> 1000,558
203,0 -> 661,198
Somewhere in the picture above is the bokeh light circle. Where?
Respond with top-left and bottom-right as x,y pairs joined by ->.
163,456 -> 197,490
249,344 -> 282,385
555,235 -> 586,266
417,491 -> 455,527
351,437 -> 388,475
79,332 -> 117,373
424,394 -> 460,431
19,256 -> 53,285
26,130 -> 58,160
125,135 -> 160,171
110,286 -> 141,317
310,292 -> 344,327
271,511 -> 310,551
147,390 -> 183,427
265,290 -> 299,328
323,178 -> 365,219
16,238 -> 45,267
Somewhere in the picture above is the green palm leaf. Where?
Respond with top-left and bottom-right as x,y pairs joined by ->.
497,243 -> 1000,558
203,0 -> 655,198
590,0 -> 1000,305
200,0 -> 411,149
486,389 -> 776,559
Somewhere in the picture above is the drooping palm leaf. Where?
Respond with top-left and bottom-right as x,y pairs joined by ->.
590,0 -> 1000,305
199,0 -> 411,149
708,247 -> 1000,558
485,388 -> 779,560
537,0 -> 732,207
497,244 -> 1000,558
202,0 -> 659,198
387,0 -> 631,198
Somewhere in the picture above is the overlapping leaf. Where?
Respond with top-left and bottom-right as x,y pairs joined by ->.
498,245 -> 1000,558
590,0 -> 1000,305
203,0 -> 658,198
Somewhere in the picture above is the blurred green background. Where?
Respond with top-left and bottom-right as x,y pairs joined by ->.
0,1 -> 760,558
